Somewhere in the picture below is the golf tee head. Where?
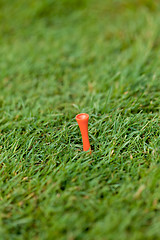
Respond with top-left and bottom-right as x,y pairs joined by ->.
75,113 -> 91,152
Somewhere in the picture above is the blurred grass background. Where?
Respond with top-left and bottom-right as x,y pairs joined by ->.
0,0 -> 160,239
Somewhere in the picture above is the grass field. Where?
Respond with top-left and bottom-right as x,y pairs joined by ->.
0,0 -> 160,239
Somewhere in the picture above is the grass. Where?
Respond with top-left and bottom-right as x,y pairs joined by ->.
0,0 -> 160,239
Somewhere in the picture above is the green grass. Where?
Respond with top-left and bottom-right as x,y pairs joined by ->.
0,0 -> 160,239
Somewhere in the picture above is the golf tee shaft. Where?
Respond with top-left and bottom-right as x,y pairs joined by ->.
79,124 -> 90,151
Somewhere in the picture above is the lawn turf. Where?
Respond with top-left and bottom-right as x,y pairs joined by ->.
0,0 -> 160,239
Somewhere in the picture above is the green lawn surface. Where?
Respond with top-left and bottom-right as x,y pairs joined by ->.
0,0 -> 160,239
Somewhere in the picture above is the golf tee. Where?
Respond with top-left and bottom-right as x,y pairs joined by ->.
75,113 -> 91,152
